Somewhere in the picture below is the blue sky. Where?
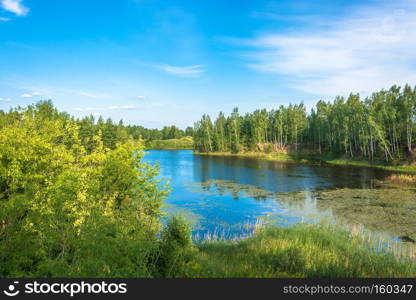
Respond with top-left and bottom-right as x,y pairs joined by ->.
1,0 -> 416,128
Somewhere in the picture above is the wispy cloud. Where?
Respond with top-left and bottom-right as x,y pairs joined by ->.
0,97 -> 12,102
158,64 -> 205,77
1,0 -> 29,16
0,16 -> 10,22
73,105 -> 138,112
242,1 -> 416,96
21,92 -> 42,98
136,95 -> 145,100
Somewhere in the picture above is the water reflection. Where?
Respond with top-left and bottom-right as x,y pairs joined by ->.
143,150 -> 415,240
192,154 -> 390,192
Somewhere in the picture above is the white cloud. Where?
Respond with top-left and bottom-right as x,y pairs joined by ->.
158,64 -> 205,77
21,92 -> 42,98
1,0 -> 29,16
242,1 -> 416,96
74,105 -> 138,112
0,97 -> 12,102
0,16 -> 10,22
136,95 -> 145,100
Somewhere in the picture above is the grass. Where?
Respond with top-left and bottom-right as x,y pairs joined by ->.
145,136 -> 193,150
382,174 -> 416,186
194,151 -> 416,174
179,224 -> 416,278
194,151 -> 307,163
325,159 -> 416,173
378,174 -> 416,189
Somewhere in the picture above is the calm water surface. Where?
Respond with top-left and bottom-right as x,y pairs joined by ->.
143,150 -> 414,239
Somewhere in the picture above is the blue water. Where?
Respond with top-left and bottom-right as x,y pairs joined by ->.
143,150 -> 392,238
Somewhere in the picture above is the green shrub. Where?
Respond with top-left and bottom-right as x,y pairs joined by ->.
156,216 -> 193,277
0,101 -> 169,277
265,143 -> 274,153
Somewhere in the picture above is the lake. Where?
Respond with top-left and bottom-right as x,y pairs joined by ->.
143,150 -> 416,241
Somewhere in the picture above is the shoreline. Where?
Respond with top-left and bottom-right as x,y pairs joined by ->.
193,151 -> 416,174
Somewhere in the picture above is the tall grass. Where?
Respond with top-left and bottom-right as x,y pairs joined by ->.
192,219 -> 266,243
179,223 -> 416,278
382,174 -> 416,187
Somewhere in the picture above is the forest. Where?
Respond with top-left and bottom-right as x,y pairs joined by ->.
75,113 -> 193,151
194,85 -> 416,163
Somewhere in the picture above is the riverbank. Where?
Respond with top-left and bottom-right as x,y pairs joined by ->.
145,136 -> 193,150
193,151 -> 416,174
178,224 -> 416,277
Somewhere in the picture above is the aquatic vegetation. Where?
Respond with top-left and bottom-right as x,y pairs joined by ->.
314,188 -> 416,241
185,180 -> 275,200
163,204 -> 204,230
259,187 -> 416,245
185,179 -> 416,245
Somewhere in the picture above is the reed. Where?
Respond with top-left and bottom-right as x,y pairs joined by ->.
383,174 -> 416,186
181,223 -> 416,277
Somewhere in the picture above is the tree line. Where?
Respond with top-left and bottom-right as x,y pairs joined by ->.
74,114 -> 194,152
193,84 -> 416,162
126,124 -> 194,142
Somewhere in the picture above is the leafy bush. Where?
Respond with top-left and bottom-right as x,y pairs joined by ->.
265,143 -> 274,153
0,101 -> 169,277
156,216 -> 193,277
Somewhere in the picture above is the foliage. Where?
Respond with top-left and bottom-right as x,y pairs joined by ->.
126,125 -> 192,144
0,101 -> 175,277
145,136 -> 193,150
194,84 -> 416,162
156,216 -> 193,277
75,113 -> 191,151
2,100 -> 416,278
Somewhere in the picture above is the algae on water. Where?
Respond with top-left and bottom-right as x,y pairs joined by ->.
185,179 -> 275,200
163,204 -> 204,230
185,179 -> 416,242
314,188 -> 416,241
